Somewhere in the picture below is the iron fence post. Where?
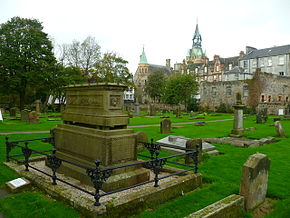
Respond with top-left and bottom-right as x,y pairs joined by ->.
87,160 -> 112,206
47,149 -> 62,185
5,136 -> 10,162
22,142 -> 32,171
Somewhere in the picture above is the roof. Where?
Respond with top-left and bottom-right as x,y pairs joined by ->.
139,47 -> 148,64
148,64 -> 172,74
242,44 -> 290,60
224,66 -> 244,74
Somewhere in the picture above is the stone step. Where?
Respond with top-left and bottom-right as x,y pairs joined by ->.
206,150 -> 219,156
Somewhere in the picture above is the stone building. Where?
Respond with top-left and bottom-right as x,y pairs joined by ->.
240,45 -> 290,76
134,47 -> 172,103
200,70 -> 290,114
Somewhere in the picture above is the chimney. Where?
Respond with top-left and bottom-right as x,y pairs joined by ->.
166,59 -> 171,68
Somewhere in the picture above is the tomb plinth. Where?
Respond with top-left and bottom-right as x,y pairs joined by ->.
52,83 -> 150,191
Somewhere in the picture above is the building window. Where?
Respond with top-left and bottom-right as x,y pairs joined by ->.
229,64 -> 232,70
252,59 -> 257,68
195,68 -> 198,73
203,87 -> 207,95
212,87 -> 217,96
279,72 -> 284,76
204,66 -> 207,73
260,58 -> 264,67
278,96 -> 282,102
261,95 -> 265,102
243,60 -> 248,68
268,58 -> 272,66
278,55 -> 285,65
286,96 -> 289,102
226,86 -> 232,96
268,95 -> 271,102
243,86 -> 248,97
216,65 -> 219,72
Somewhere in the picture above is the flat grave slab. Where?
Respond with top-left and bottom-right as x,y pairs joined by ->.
6,177 -> 31,193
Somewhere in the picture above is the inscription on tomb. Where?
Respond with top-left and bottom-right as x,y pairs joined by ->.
67,95 -> 103,107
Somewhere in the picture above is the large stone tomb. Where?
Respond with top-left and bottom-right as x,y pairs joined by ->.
52,83 -> 150,191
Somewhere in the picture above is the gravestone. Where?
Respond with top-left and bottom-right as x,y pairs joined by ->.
185,138 -> 202,163
274,121 -> 285,137
29,111 -> 39,124
256,112 -> 263,124
10,107 -> 16,117
278,109 -> 284,116
133,102 -> 140,116
21,109 -> 30,122
149,104 -> 156,116
231,93 -> 245,137
35,100 -> 41,114
240,153 -> 270,210
160,118 -> 171,134
52,83 -> 150,191
136,131 -> 147,152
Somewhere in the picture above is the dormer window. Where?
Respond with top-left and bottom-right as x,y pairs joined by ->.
268,58 -> 272,66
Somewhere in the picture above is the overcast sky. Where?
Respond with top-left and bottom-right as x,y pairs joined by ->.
1,0 -> 290,73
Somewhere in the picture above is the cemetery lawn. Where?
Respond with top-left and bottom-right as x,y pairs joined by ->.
0,115 -> 290,217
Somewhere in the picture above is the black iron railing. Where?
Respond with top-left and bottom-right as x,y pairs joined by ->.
5,137 -> 199,206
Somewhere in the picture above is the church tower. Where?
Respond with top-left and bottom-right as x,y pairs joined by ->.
186,22 -> 205,64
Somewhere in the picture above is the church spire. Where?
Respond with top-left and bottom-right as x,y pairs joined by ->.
139,46 -> 148,64
192,22 -> 202,48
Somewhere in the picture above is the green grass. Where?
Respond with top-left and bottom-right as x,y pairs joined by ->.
1,113 -> 290,217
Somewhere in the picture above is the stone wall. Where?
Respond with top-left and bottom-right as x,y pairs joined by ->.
200,72 -> 290,114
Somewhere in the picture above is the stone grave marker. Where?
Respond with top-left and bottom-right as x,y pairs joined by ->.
6,177 -> 31,193
21,109 -> 30,122
35,99 -> 41,114
240,153 -> 270,210
149,104 -> 156,116
133,102 -> 140,116
10,107 -> 16,117
185,138 -> 202,163
231,93 -> 245,137
160,118 -> 171,134
274,121 -> 285,137
278,109 -> 284,116
29,111 -> 39,124
135,131 -> 147,152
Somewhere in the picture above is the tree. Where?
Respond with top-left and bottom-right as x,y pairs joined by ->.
91,52 -> 133,86
163,73 -> 198,109
57,36 -> 101,75
145,71 -> 165,102
0,17 -> 57,110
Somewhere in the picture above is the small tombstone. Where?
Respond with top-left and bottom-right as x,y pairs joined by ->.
185,138 -> 202,163
160,118 -> 171,134
35,100 -> 41,114
278,109 -> 284,116
10,107 -> 16,117
29,111 -> 39,124
149,104 -> 156,116
21,109 -> 30,122
6,177 -> 31,193
256,112 -> 263,124
176,108 -> 181,118
240,153 -> 271,210
274,121 -> 285,137
135,131 -> 147,152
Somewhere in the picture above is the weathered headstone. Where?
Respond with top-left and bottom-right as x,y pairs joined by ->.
160,118 -> 171,134
185,138 -> 202,163
21,109 -> 30,122
135,131 -> 147,152
133,102 -> 140,116
231,93 -> 245,137
10,107 -> 16,117
149,104 -> 156,116
29,111 -> 39,124
274,121 -> 285,137
35,100 -> 41,114
256,112 -> 263,124
240,153 -> 271,210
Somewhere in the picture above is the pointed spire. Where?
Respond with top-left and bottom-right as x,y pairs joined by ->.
192,21 -> 202,47
139,46 -> 148,64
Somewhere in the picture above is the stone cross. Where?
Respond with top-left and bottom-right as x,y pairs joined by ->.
274,121 -> 285,137
160,118 -> 171,134
240,153 -> 270,210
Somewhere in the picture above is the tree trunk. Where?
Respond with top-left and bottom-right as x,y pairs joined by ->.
19,91 -> 26,110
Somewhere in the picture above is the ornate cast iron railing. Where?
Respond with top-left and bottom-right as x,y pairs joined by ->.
5,137 -> 199,206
